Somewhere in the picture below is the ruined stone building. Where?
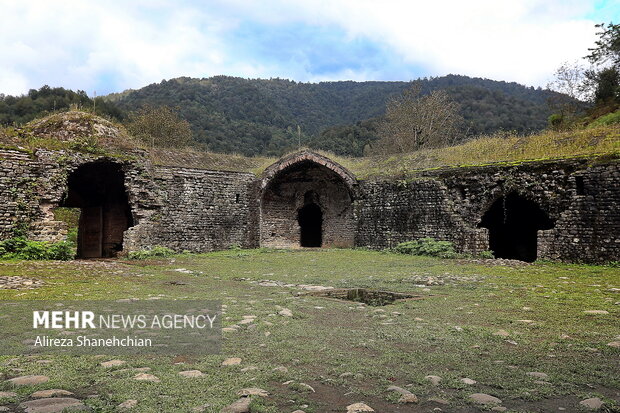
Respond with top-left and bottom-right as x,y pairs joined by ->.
0,113 -> 618,263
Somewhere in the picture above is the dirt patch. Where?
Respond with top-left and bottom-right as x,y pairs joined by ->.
303,288 -> 421,306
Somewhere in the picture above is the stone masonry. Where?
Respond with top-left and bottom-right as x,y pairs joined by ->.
0,147 -> 618,263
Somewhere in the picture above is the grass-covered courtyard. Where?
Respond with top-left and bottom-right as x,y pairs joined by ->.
0,249 -> 619,412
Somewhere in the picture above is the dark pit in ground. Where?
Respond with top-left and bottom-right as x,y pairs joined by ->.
304,288 -> 420,306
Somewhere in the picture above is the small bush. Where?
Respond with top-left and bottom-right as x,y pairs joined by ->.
479,250 -> 495,259
128,245 -> 175,260
0,237 -> 75,260
393,237 -> 457,258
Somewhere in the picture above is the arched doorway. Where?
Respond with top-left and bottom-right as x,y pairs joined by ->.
478,192 -> 554,262
61,162 -> 133,258
260,151 -> 356,248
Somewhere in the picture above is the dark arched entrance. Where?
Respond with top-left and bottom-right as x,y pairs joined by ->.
61,162 -> 133,258
478,192 -> 554,262
298,203 -> 323,247
260,151 -> 356,248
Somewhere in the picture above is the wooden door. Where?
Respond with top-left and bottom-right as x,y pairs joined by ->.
79,207 -> 103,258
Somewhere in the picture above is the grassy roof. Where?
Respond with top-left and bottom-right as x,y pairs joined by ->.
2,110 -> 619,179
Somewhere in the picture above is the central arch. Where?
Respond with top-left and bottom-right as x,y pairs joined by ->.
260,151 -> 356,248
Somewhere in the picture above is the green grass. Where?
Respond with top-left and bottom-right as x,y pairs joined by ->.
0,249 -> 618,412
148,124 -> 620,179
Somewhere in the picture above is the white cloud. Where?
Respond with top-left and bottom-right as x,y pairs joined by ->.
216,0 -> 600,86
0,0 -> 605,95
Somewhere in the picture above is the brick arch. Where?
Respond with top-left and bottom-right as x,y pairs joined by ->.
260,151 -> 357,249
261,150 -> 357,191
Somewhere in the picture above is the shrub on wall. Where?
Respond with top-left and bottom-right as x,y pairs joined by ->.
393,237 -> 457,258
0,237 -> 75,260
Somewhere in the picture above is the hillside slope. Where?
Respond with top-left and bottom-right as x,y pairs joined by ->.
107,75 -> 561,156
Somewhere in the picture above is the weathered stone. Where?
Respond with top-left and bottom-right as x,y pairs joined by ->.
178,370 -> 205,378
236,388 -> 268,397
346,403 -> 374,412
8,375 -> 49,385
493,329 -> 510,337
31,389 -> 74,398
526,372 -> 548,380
579,397 -> 604,410
220,397 -> 251,413
460,378 -> 477,385
118,399 -> 138,409
387,385 -> 418,403
469,393 -> 502,405
0,391 -> 17,397
606,341 -> 620,348
222,358 -> 242,366
100,359 -> 125,368
425,375 -> 442,385
133,373 -> 160,382
583,310 -> 609,315
18,397 -> 85,413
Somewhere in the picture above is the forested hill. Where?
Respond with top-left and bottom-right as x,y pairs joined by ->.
107,75 -> 558,156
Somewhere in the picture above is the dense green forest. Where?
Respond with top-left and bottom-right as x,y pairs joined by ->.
1,75 -> 565,156
107,75 -> 562,156
0,86 -> 123,125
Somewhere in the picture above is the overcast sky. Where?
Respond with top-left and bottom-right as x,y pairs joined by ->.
0,0 -> 618,96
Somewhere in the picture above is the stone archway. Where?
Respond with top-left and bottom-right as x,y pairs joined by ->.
61,161 -> 133,258
260,151 -> 356,248
478,192 -> 554,262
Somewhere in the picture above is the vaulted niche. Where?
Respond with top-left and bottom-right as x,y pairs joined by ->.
61,162 -> 133,258
261,158 -> 355,248
478,192 -> 554,262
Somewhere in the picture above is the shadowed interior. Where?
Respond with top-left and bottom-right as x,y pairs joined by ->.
479,192 -> 554,262
61,162 -> 133,258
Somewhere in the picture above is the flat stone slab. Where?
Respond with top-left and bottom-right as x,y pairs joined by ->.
527,372 -> 548,379
0,391 -> 17,397
236,388 -> 268,397
178,370 -> 205,378
461,378 -> 477,385
580,397 -> 604,410
346,403 -> 375,412
469,393 -> 502,405
133,373 -> 160,382
583,310 -> 609,315
19,397 -> 85,413
100,359 -> 125,368
118,399 -> 138,409
222,357 -> 242,366
31,389 -> 74,398
8,375 -> 49,386
220,397 -> 251,413
607,341 -> 620,348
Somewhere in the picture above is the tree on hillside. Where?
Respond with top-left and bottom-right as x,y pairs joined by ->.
126,105 -> 192,149
584,22 -> 620,105
546,61 -> 588,127
371,83 -> 463,154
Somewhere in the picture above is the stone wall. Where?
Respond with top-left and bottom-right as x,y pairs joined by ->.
142,166 -> 256,252
355,158 -> 620,263
0,147 -> 618,263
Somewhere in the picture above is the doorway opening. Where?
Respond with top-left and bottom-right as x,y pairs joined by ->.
61,162 -> 133,258
298,202 -> 323,247
478,192 -> 553,262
